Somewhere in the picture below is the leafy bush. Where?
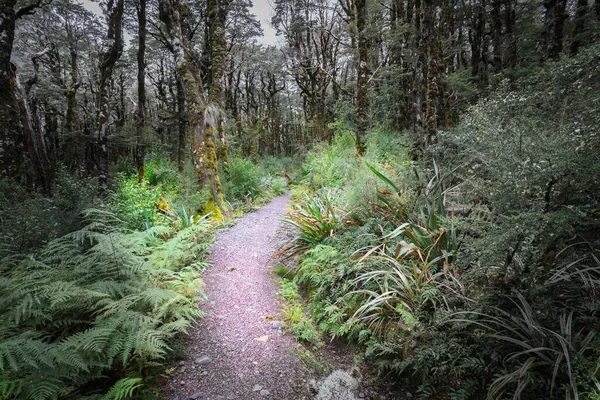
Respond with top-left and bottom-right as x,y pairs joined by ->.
259,174 -> 287,196
299,131 -> 358,191
432,44 -> 600,273
278,278 -> 323,347
144,156 -> 180,188
0,172 -> 99,257
112,174 -> 161,230
224,157 -> 261,201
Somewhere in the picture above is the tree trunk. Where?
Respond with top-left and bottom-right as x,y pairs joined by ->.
470,0 -> 486,87
17,70 -> 54,191
64,48 -> 84,175
569,0 -> 587,56
135,0 -> 147,183
354,0 -> 369,156
208,0 -> 230,172
544,0 -> 567,60
176,75 -> 187,173
97,0 -> 125,191
0,0 -> 25,181
164,0 -> 225,218
491,0 -> 503,71
504,0 -> 517,68
413,0 -> 427,150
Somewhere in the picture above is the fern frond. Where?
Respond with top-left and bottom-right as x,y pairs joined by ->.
101,377 -> 143,400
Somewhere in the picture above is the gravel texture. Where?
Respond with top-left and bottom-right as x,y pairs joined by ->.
162,194 -> 309,400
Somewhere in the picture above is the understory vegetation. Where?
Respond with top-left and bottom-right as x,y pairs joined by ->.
283,46 -> 600,399
2,0 -> 600,396
0,155 -> 294,399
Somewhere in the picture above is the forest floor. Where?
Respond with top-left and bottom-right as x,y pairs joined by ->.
161,194 -> 392,400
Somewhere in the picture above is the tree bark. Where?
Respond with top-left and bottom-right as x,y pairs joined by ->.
544,0 -> 567,60
20,48 -> 54,191
64,47 -> 84,174
469,0 -> 486,86
97,0 -> 125,191
339,0 -> 369,156
569,0 -> 587,56
354,0 -> 369,156
504,0 -> 517,68
491,0 -> 503,71
135,0 -> 147,182
176,75 -> 187,173
413,0 -> 427,150
208,0 -> 230,171
162,0 -> 225,218
0,0 -> 25,181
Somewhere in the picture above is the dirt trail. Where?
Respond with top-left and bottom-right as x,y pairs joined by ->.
162,194 -> 309,400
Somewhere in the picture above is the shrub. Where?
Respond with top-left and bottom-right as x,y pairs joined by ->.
283,45 -> 600,400
0,172 -> 99,256
259,174 -> 287,196
112,173 -> 161,230
224,157 -> 260,201
278,278 -> 323,346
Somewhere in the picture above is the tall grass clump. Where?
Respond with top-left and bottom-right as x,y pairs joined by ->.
282,191 -> 345,258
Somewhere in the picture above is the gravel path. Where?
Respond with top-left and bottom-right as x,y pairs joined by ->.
162,194 -> 309,400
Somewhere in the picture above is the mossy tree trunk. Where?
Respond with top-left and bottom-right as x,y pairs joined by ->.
208,0 -> 230,173
340,0 -> 369,156
176,75 -> 187,173
162,0 -> 225,218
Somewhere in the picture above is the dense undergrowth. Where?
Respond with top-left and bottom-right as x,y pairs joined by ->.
283,45 -> 600,399
0,154 -> 294,399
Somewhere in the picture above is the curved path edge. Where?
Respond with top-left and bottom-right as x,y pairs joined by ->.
162,194 -> 309,400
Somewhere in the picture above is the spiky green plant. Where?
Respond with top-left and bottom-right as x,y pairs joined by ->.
452,293 -> 597,399
348,163 -> 461,335
282,192 -> 345,258
350,253 -> 454,335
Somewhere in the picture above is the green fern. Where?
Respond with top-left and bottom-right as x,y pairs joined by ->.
0,208 -> 209,398
101,377 -> 143,400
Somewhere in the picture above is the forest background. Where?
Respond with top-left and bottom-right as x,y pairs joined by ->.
0,0 -> 599,398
